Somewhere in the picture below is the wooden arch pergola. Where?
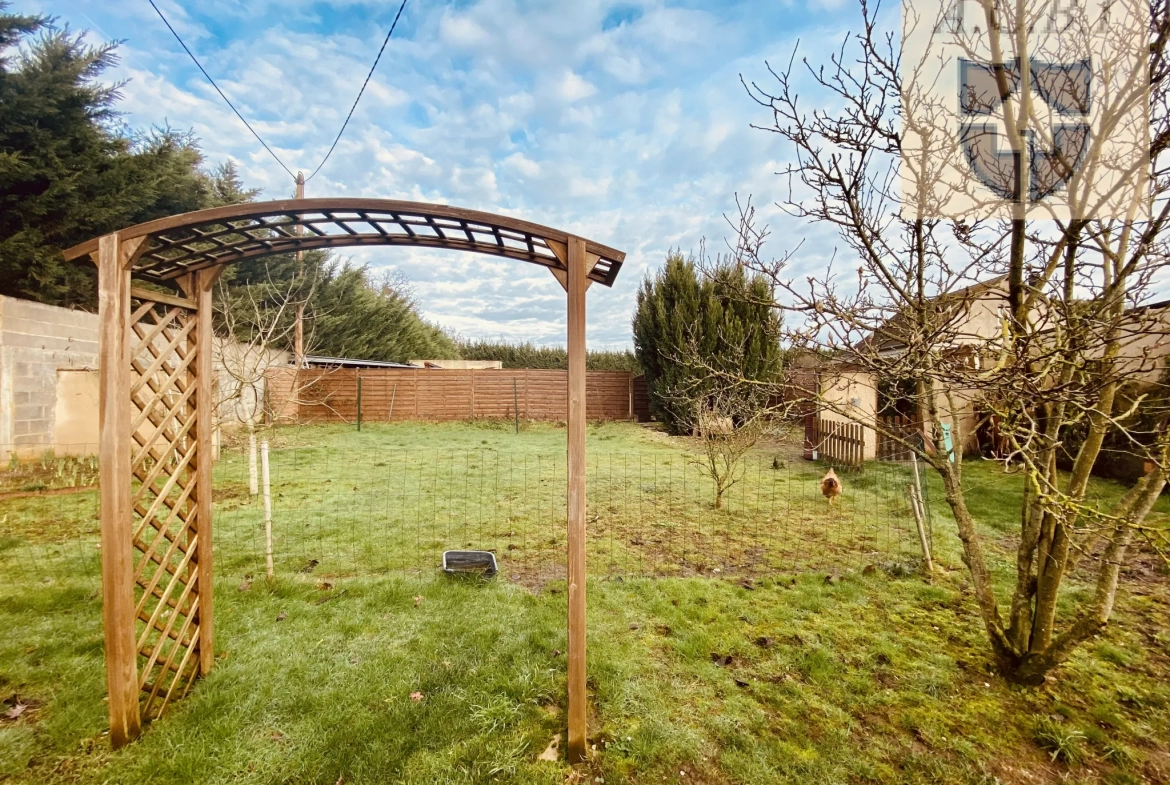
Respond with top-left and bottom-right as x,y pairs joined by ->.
63,199 -> 625,761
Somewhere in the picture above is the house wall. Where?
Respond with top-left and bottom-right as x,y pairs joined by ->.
1112,307 -> 1170,384
953,288 -> 1009,345
819,368 -> 878,460
926,387 -> 981,456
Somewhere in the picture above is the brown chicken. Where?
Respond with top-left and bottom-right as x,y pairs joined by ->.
821,468 -> 843,506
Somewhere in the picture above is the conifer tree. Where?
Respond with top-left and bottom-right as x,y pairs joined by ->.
633,252 -> 780,434
0,5 -> 241,305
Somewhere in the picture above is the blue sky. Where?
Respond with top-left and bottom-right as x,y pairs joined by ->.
20,0 -> 861,346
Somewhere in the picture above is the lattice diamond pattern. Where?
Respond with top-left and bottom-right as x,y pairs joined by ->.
128,297 -> 205,719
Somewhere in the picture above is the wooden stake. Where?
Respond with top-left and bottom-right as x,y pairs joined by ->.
909,483 -> 934,574
262,439 -> 274,580
357,375 -> 363,431
565,234 -> 588,764
908,454 -> 934,574
388,382 -> 397,421
194,268 -> 216,676
97,233 -> 141,747
248,430 -> 259,496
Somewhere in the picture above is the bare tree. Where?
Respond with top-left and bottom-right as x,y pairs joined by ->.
730,0 -> 1170,683
690,389 -> 772,510
644,207 -> 789,509
214,263 -> 319,579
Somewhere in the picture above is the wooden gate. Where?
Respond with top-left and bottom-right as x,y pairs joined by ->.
804,415 -> 865,467
877,415 -> 919,461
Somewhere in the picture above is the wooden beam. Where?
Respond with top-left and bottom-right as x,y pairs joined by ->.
119,235 -> 149,270
98,233 -> 141,748
62,198 -> 627,268
129,287 -> 196,311
565,234 -> 588,764
547,244 -> 600,293
194,268 -> 216,676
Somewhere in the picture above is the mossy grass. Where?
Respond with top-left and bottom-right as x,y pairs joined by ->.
2,422 -> 1167,783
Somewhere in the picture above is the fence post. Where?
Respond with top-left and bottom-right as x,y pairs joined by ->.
513,378 -> 520,434
356,375 -> 363,431
628,372 -> 634,420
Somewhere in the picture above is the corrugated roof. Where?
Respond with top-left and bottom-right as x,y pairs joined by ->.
301,355 -> 418,369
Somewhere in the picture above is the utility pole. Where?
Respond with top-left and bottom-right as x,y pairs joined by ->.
294,171 -> 305,367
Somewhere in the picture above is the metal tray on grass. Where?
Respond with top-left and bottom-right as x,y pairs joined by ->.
442,550 -> 498,577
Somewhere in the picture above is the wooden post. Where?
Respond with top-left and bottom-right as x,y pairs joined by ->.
97,233 -> 141,747
565,235 -> 588,764
194,269 -> 216,676
513,378 -> 520,434
293,171 -> 306,368
628,373 -> 634,421
357,375 -> 363,431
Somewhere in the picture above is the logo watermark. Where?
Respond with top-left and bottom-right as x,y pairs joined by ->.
901,0 -> 1149,220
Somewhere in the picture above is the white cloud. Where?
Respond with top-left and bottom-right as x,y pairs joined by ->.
438,13 -> 493,49
557,70 -> 597,102
502,152 -> 540,178
35,0 -> 858,345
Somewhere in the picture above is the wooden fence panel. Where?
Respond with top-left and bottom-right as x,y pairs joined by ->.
812,417 -> 865,468
877,415 -> 917,461
266,368 -> 636,424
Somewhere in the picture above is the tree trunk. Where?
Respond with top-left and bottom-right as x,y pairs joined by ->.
938,467 -> 1016,668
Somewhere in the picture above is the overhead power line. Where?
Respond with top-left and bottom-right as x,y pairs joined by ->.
147,0 -> 296,180
147,0 -> 410,186
306,0 -> 409,183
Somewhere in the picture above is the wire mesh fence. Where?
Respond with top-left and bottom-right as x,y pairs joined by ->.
0,445 -> 101,584
1,438 -> 935,589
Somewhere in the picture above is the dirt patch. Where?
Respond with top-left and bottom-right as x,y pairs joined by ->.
0,454 -> 99,496
0,485 -> 97,502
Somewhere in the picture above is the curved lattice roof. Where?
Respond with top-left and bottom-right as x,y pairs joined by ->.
63,198 -> 625,287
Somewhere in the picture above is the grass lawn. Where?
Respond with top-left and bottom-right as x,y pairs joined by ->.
1,422 -> 1168,784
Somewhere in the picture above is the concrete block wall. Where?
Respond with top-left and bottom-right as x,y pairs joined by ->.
0,295 -> 99,454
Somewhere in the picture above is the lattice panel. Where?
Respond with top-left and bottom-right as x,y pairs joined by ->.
128,296 -> 205,719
